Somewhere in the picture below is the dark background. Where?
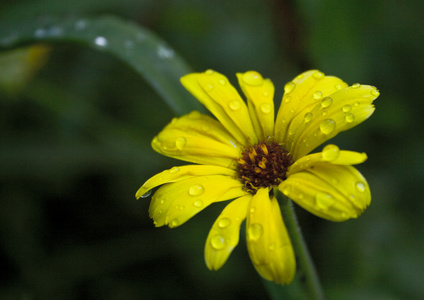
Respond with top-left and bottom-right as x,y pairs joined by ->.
1,0 -> 423,299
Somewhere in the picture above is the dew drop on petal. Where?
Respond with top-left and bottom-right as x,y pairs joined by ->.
228,100 -> 241,111
175,137 -> 186,150
140,190 -> 152,198
315,192 -> 334,210
247,223 -> 263,241
342,105 -> 352,112
169,167 -> 180,174
242,71 -> 263,86
345,113 -> 355,123
352,83 -> 361,88
371,89 -> 380,97
304,112 -> 313,123
268,243 -> 275,251
284,96 -> 292,103
313,91 -> 323,100
170,219 -> 179,227
218,218 -> 231,228
321,97 -> 333,108
284,82 -> 296,94
282,184 -> 292,196
335,84 -> 343,90
94,36 -> 108,47
218,79 -> 227,85
189,184 -> 205,196
193,200 -> 204,208
355,182 -> 366,193
260,103 -> 272,114
210,234 -> 226,250
188,111 -> 201,119
320,119 -> 336,134
322,144 -> 340,161
313,71 -> 325,79
206,69 -> 214,75
250,207 -> 256,214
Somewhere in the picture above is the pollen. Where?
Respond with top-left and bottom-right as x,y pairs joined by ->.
237,141 -> 293,192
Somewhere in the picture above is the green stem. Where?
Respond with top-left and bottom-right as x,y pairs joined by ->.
275,189 -> 325,300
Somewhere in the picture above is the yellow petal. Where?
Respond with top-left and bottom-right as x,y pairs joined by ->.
236,71 -> 275,139
135,165 -> 237,199
181,70 -> 258,145
288,144 -> 367,175
152,111 -> 241,168
246,188 -> 296,285
275,70 -> 348,146
288,84 -> 379,160
279,164 -> 371,222
204,194 -> 252,270
149,175 -> 248,228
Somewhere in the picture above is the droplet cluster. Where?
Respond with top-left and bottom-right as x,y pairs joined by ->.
237,141 -> 293,192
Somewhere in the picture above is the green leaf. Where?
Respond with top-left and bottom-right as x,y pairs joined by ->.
0,15 -> 204,115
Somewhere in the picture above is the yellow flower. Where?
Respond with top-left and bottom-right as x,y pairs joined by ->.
136,69 -> 379,285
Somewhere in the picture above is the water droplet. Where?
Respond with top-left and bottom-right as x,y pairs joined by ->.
262,91 -> 269,97
352,83 -> 361,88
321,97 -> 333,108
176,205 -> 185,210
140,190 -> 152,198
160,199 -> 166,204
218,218 -> 231,228
218,79 -> 227,85
320,119 -> 336,134
260,103 -> 272,114
94,36 -> 108,47
247,223 -> 263,241
355,182 -> 366,193
228,100 -> 241,111
175,137 -> 186,150
202,125 -> 210,132
296,74 -> 304,79
321,109 -> 328,116
250,207 -> 256,214
315,192 -> 334,210
210,234 -> 226,250
282,185 -> 292,196
189,184 -> 205,196
169,167 -> 180,174
242,71 -> 263,86
322,144 -> 340,161
313,71 -> 325,79
188,111 -> 201,119
304,112 -> 313,123
345,113 -> 355,123
284,82 -> 296,94
353,101 -> 360,107
170,219 -> 179,227
371,89 -> 380,97
74,20 -> 87,30
284,96 -> 291,103
268,243 -> 276,251
34,28 -> 47,38
171,117 -> 178,124
313,91 -> 323,100
193,200 -> 203,208
47,26 -> 63,37
157,45 -> 174,59
124,40 -> 134,49
206,69 -> 214,75
335,84 -> 343,90
342,105 -> 352,112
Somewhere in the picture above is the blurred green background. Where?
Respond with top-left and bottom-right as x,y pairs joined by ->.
1,0 -> 423,299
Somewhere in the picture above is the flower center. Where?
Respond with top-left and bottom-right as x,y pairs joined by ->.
237,141 -> 293,193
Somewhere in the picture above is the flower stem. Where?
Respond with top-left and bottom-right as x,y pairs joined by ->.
275,189 -> 325,300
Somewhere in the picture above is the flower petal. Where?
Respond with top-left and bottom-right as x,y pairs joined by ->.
246,188 -> 296,285
279,164 -> 371,222
181,70 -> 258,145
288,144 -> 367,175
289,84 -> 379,160
149,175 -> 248,228
136,165 -> 237,199
204,194 -> 252,270
237,71 -> 275,139
275,70 -> 348,146
152,111 -> 241,168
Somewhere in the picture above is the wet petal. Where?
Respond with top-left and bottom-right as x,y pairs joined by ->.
275,70 -> 348,146
279,164 -> 371,222
246,188 -> 296,285
149,175 -> 248,228
204,195 -> 251,270
181,70 -> 257,145
288,144 -> 367,175
288,84 -> 379,160
237,71 -> 275,139
136,165 -> 237,199
152,111 -> 241,168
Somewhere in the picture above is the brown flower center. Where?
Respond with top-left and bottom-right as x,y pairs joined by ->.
237,141 -> 293,193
